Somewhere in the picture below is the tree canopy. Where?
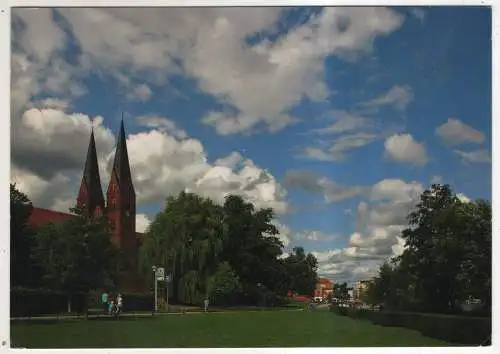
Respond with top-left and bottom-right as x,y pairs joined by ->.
366,184 -> 491,314
31,206 -> 118,297
10,183 -> 36,288
140,192 -> 318,306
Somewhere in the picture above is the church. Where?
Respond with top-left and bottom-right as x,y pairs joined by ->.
27,120 -> 144,291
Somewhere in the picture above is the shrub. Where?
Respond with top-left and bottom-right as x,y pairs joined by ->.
11,288 -> 155,317
337,308 -> 491,346
11,287 -> 87,317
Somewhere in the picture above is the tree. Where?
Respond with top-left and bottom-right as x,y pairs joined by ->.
333,282 -> 348,301
140,192 -> 316,307
32,206 -> 117,312
140,192 -> 226,305
10,183 -> 37,288
284,247 -> 318,296
206,262 -> 241,305
369,184 -> 492,314
220,195 -> 287,300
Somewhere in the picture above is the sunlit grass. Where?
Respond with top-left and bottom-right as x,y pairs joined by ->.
11,310 -> 449,348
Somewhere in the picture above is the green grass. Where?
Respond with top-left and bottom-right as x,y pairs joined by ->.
11,310 -> 450,348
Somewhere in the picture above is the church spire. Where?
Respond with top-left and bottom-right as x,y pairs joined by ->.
111,115 -> 133,187
77,128 -> 105,216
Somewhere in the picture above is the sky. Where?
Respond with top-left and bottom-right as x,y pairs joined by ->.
10,6 -> 491,285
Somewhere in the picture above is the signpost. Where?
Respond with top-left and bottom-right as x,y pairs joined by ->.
152,266 -> 164,312
165,274 -> 171,312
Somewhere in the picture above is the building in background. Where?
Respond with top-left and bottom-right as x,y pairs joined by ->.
354,280 -> 371,300
314,278 -> 334,301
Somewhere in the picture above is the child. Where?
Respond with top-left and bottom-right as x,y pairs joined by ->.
108,298 -> 115,315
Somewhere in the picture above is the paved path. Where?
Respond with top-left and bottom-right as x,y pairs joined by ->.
11,308 -> 305,322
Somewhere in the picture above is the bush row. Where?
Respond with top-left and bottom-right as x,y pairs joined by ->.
11,288 -> 155,317
329,305 -> 491,346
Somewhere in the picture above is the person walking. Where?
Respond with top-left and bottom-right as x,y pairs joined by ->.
117,293 -> 123,315
204,298 -> 209,313
101,291 -> 109,314
108,297 -> 115,316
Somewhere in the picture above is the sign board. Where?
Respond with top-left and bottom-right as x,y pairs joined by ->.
156,267 -> 165,281
165,274 -> 171,283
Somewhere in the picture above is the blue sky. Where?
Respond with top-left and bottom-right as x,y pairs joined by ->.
10,7 -> 491,283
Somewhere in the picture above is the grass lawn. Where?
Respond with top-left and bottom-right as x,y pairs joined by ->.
11,310 -> 449,348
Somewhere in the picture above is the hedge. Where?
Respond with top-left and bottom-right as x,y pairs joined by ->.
11,288 -> 87,317
329,305 -> 491,346
11,288 -> 155,317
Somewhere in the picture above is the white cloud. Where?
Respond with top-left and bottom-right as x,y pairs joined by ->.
410,8 -> 426,22
11,107 -> 290,219
384,133 -> 428,166
136,114 -> 188,139
294,230 -> 338,242
283,169 -> 365,203
313,178 -> 424,283
127,84 -> 153,102
361,85 -> 414,111
436,118 -> 485,145
48,7 -> 404,135
312,110 -> 372,135
453,149 -> 491,164
136,214 -> 152,233
298,132 -> 378,162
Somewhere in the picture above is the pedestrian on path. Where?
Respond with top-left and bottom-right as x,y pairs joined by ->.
117,293 -> 123,315
101,291 -> 109,314
204,298 -> 209,313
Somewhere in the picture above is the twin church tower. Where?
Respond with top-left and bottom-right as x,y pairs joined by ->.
76,119 -> 139,280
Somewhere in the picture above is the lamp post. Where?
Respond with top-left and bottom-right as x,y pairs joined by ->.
257,282 -> 262,310
152,266 -> 158,312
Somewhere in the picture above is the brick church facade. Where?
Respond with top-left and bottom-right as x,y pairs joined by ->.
28,120 -> 143,291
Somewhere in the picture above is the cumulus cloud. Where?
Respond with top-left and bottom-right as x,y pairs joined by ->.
384,133 -> 428,165
312,110 -> 372,135
127,84 -> 153,102
313,178 -> 424,283
453,149 -> 491,164
46,7 -> 404,136
283,169 -> 365,203
298,132 -> 379,162
361,85 -> 414,111
11,107 -> 289,217
136,114 -> 188,139
293,230 -> 338,242
136,214 -> 152,233
436,118 -> 485,145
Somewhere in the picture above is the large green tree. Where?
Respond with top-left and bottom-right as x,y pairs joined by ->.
10,183 -> 37,288
368,184 -> 491,314
140,192 -> 226,305
283,247 -> 318,296
32,206 -> 117,312
205,261 -> 241,305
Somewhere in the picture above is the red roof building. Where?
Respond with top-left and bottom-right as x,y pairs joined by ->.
315,278 -> 334,300
28,207 -> 74,227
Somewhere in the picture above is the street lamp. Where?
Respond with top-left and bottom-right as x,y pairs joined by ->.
152,266 -> 158,312
257,283 -> 262,309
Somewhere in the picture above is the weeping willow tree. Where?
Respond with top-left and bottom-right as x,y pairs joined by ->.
139,192 -> 226,305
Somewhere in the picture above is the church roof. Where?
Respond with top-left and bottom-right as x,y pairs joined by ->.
28,207 -> 74,227
82,129 -> 105,210
111,119 -> 134,188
